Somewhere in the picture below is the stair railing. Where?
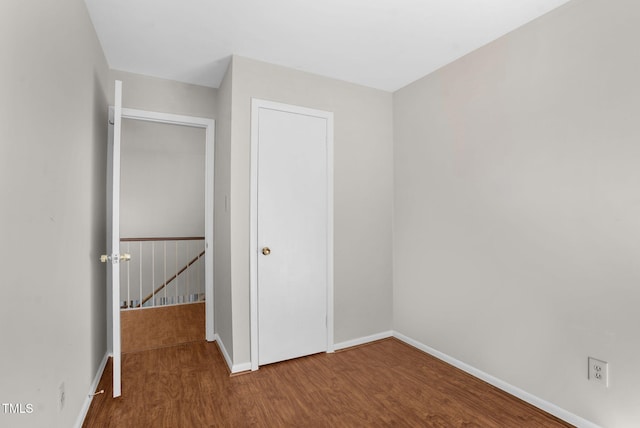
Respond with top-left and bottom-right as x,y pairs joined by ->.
119,237 -> 205,310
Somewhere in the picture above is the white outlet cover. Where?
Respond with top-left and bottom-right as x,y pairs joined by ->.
588,357 -> 609,387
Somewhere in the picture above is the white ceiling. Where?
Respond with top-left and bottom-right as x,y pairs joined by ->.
84,0 -> 571,92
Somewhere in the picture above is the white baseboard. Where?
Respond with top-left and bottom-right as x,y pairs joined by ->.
214,334 -> 233,371
334,330 -> 393,351
74,352 -> 109,428
231,362 -> 252,373
213,334 -> 252,374
392,332 -> 600,428
242,331 -> 393,372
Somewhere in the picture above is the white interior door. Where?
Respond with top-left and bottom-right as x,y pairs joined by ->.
252,100 -> 334,366
106,80 -> 123,397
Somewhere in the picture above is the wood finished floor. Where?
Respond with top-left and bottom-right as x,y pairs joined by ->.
121,303 -> 205,353
83,338 -> 573,427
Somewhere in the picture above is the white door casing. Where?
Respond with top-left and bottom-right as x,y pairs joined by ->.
117,108 -> 216,342
106,80 -> 215,397
250,99 -> 334,369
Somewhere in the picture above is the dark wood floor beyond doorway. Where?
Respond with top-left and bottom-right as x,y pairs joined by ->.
83,338 -> 572,427
120,302 -> 205,353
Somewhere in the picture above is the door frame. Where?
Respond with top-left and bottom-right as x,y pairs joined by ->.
109,107 -> 216,345
249,98 -> 334,371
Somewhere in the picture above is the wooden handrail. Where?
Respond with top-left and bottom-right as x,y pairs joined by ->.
121,236 -> 204,242
136,250 -> 206,308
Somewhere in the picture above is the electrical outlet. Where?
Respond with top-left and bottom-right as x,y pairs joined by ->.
588,357 -> 609,387
59,382 -> 65,411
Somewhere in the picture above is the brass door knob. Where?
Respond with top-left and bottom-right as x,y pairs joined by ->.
262,247 -> 271,256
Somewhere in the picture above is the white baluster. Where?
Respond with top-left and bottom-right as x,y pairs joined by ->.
175,240 -> 179,304
196,241 -> 199,301
139,241 -> 142,308
163,240 -> 167,305
186,240 -> 190,303
151,242 -> 155,308
127,241 -> 131,309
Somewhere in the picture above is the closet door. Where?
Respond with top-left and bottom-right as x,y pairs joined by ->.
252,99 -> 334,366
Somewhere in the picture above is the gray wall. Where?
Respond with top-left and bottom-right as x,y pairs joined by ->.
120,119 -> 205,238
110,70 -> 217,118
393,0 -> 640,426
227,56 -> 394,364
109,71 -> 216,241
213,59 -> 234,361
0,0 -> 109,427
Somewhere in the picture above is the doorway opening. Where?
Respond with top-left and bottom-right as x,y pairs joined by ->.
119,119 -> 207,353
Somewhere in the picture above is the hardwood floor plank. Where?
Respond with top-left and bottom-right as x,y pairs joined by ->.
83,338 -> 572,427
120,302 -> 205,353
